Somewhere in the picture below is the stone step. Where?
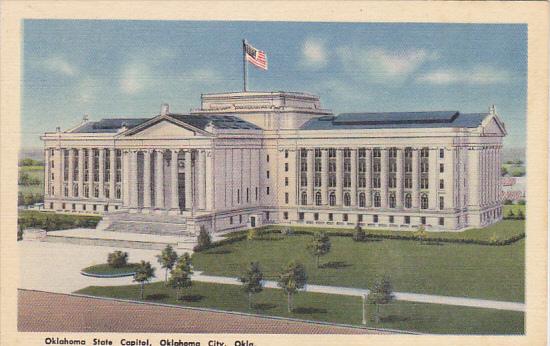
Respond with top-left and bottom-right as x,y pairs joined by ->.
106,211 -> 187,224
104,220 -> 193,237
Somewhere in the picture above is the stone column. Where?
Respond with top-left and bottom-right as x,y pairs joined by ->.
444,148 -> 455,210
109,149 -> 116,200
365,149 -> 372,207
54,148 -> 62,197
336,149 -> 343,205
396,148 -> 403,209
380,148 -> 388,208
429,148 -> 438,210
143,150 -> 152,209
77,149 -> 84,198
155,150 -> 165,209
129,150 -> 139,209
350,149 -> 357,206
98,148 -> 105,198
60,148 -> 66,197
44,149 -> 51,197
411,149 -> 419,208
122,150 -> 130,206
205,150 -> 213,210
68,149 -> 75,197
87,148 -> 94,198
197,150 -> 206,210
321,149 -> 329,205
171,150 -> 180,211
184,150 -> 192,210
306,149 -> 314,205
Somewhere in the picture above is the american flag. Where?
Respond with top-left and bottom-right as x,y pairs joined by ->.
245,42 -> 268,70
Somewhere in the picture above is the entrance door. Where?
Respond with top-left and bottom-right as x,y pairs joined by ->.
250,216 -> 256,228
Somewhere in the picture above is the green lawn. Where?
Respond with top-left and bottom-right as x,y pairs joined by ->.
503,204 -> 525,217
76,281 -> 524,334
193,231 -> 524,302
81,263 -> 139,275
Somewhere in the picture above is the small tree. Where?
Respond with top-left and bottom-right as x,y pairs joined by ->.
501,166 -> 508,176
517,209 -> 525,220
307,232 -> 331,268
156,245 -> 178,285
368,275 -> 395,323
168,253 -> 193,300
239,262 -> 264,309
353,224 -> 366,242
107,250 -> 128,268
415,226 -> 427,244
195,226 -> 212,251
133,261 -> 155,300
277,261 -> 307,313
17,224 -> 24,241
518,199 -> 526,205
247,228 -> 258,240
507,209 -> 515,219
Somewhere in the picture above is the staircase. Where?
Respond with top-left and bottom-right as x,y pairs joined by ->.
101,212 -> 194,237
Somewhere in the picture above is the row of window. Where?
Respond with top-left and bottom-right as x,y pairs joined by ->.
283,211 -> 446,226
52,202 -> 119,212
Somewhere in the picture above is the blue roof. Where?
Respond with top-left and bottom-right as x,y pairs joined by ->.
71,118 -> 150,133
301,111 -> 489,130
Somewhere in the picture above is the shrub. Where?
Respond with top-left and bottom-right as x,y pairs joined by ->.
503,199 -> 513,205
352,224 -> 366,241
281,227 -> 294,236
517,209 -> 525,220
107,250 -> 128,268
247,228 -> 258,240
506,209 -> 515,219
17,225 -> 23,241
518,199 -> 526,205
194,226 -> 212,251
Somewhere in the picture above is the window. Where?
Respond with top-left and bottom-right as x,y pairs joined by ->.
283,212 -> 288,220
343,214 -> 348,222
343,193 -> 351,207
420,177 -> 429,189
237,189 -> 240,203
285,193 -> 289,204
389,193 -> 396,208
389,215 -> 394,224
266,154 -> 270,162
404,193 -> 412,208
104,205 -> 108,212
285,177 -> 289,186
405,216 -> 410,224
285,150 -> 289,159
329,192 -> 336,206
440,163 -> 444,173
265,211 -> 270,220
404,176 -> 412,189
266,171 -> 270,179
315,192 -> 322,206
93,204 -> 97,211
439,179 -> 444,189
373,192 -> 381,208
82,204 -> 86,211
314,213 -> 319,221
246,188 -> 249,203
439,196 -> 444,210
358,214 -> 363,222
421,194 -> 429,209
299,212 -> 304,221
256,187 -> 258,200
328,213 -> 333,221
358,193 -> 366,208
285,163 -> 289,172
62,203 -> 66,209
301,192 -> 308,205
266,187 -> 270,195
439,149 -> 444,158
420,148 -> 429,158
373,214 -> 379,223
439,217 -> 444,226
72,203 -> 76,211
421,216 -> 426,225
116,186 -> 121,199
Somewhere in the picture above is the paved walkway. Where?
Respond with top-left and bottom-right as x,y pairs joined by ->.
19,240 -> 524,312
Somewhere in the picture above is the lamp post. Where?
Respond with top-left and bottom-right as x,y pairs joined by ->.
362,293 -> 369,325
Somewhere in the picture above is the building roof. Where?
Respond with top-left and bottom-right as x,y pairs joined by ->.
70,118 -> 150,133
300,111 -> 489,130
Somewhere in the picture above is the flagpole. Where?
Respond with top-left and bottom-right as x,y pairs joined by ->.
242,39 -> 248,92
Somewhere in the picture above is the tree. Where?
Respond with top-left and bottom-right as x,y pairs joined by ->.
156,245 -> 178,285
415,225 -> 427,244
239,262 -> 264,309
133,261 -> 155,300
307,232 -> 331,268
195,226 -> 212,251
517,209 -> 525,220
368,276 -> 395,323
107,250 -> 128,268
507,209 -> 515,219
501,166 -> 508,176
168,253 -> 193,300
352,224 -> 366,242
518,199 -> 526,205
277,261 -> 307,313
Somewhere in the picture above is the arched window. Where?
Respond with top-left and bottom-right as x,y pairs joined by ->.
404,193 -> 412,209
343,193 -> 351,207
421,193 -> 429,209
358,193 -> 366,208
373,192 -> 381,208
301,192 -> 308,205
389,193 -> 396,208
329,192 -> 336,206
315,192 -> 322,206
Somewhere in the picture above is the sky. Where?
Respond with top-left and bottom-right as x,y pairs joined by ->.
22,20 -> 526,149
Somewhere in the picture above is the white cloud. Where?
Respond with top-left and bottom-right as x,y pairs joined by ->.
301,38 -> 328,68
417,66 -> 511,85
75,78 -> 98,103
41,56 -> 77,76
119,62 -> 151,94
337,46 -> 438,83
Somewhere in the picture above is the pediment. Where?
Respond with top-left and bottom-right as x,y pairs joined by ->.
126,119 -> 200,138
482,116 -> 507,136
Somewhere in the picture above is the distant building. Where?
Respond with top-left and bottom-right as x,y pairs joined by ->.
501,176 -> 526,202
41,91 -> 506,233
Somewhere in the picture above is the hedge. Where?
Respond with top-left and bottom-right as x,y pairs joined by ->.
18,211 -> 101,231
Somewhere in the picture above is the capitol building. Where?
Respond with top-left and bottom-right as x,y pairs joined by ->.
41,91 -> 506,234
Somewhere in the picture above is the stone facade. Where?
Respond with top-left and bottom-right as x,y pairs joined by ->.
42,91 -> 506,233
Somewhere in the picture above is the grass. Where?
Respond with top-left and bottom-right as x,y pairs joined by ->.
81,263 -> 140,275
503,204 -> 525,217
193,230 -> 524,302
75,281 -> 524,334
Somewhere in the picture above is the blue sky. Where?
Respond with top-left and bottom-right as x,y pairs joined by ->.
23,20 -> 526,149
